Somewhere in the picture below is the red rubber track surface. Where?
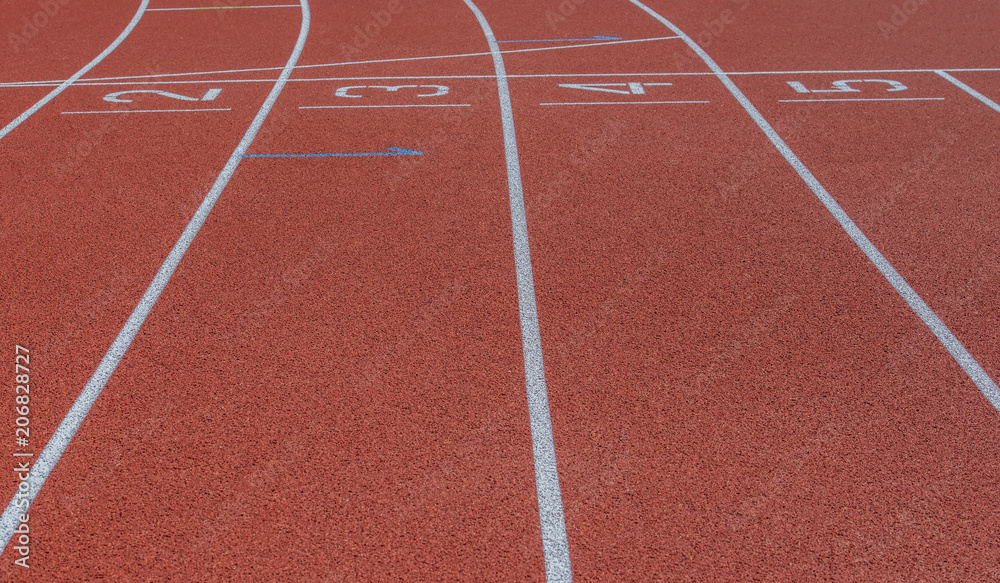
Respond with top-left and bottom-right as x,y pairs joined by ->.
1,0 -> 999,581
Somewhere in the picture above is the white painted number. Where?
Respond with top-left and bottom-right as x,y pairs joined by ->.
334,85 -> 449,98
103,88 -> 222,103
558,82 -> 672,95
787,79 -> 908,94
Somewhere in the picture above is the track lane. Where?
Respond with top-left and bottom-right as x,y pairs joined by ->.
474,0 -> 1000,579
738,73 -> 1000,392
4,0 -> 998,580
0,2 -> 308,577
26,91 -> 547,581
4,3 -> 551,579
293,0 -> 497,80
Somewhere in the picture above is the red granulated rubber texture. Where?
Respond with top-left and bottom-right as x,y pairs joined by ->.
1,0 -> 998,581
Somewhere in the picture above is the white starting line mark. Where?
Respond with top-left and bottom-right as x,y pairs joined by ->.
147,4 -> 299,10
61,108 -> 232,114
540,100 -> 709,105
778,97 -> 945,103
936,70 -> 1000,114
300,104 -> 470,109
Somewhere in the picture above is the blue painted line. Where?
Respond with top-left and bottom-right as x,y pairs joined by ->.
244,146 -> 422,157
497,35 -> 621,42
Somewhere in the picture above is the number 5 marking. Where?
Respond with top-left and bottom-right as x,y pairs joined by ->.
787,79 -> 908,94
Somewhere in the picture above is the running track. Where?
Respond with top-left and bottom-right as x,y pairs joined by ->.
1,0 -> 999,581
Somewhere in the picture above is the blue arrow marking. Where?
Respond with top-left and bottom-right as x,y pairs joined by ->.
244,147 -> 423,158
385,147 -> 422,155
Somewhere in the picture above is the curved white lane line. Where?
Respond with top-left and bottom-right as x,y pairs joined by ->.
460,1 -> 573,581
629,0 -> 1000,412
0,0 -> 150,143
1,35 -> 678,87
0,0 -> 312,553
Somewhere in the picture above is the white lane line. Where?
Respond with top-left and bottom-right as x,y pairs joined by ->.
147,4 -> 298,10
4,35 -> 679,86
0,0 -> 149,143
540,100 -> 709,105
0,0 -> 312,554
6,66 -> 1000,89
732,67 -> 1000,76
778,97 -> 945,103
61,108 -> 232,114
299,104 -> 471,109
0,73 -> 690,87
461,1 -> 572,581
629,0 -> 1000,412
936,70 -> 1000,114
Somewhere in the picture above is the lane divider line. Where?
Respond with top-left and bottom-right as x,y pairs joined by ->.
461,1 -> 572,581
936,70 -> 1000,114
0,0 -> 150,144
629,0 -> 1000,412
0,0 -> 312,553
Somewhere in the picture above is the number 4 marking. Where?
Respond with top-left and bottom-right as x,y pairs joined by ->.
558,82 -> 672,95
